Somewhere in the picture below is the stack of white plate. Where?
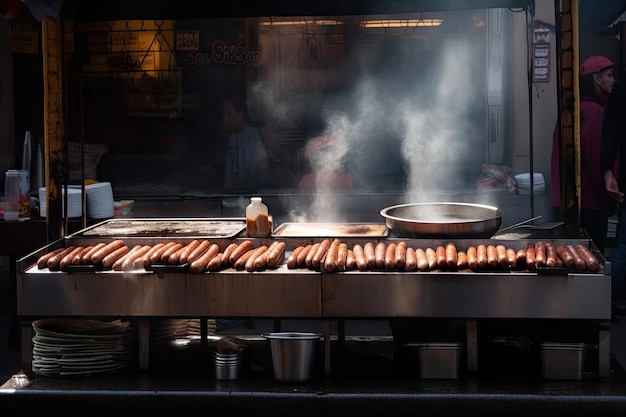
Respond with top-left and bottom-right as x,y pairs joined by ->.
515,172 -> 545,194
38,187 -> 82,218
31,318 -> 132,377
85,182 -> 114,219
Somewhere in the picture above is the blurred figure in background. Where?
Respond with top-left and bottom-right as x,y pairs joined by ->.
551,55 -> 615,254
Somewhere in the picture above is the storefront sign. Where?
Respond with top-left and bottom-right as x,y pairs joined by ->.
532,26 -> 550,83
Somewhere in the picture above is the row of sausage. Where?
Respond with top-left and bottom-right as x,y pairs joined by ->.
35,238 -> 601,273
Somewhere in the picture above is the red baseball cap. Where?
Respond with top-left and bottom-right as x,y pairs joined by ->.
580,56 -> 614,76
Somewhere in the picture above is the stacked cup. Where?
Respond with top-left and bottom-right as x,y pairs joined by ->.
85,182 -> 114,219
213,351 -> 242,380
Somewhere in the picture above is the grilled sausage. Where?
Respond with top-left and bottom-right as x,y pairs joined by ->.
505,248 -> 517,268
415,248 -> 429,271
436,245 -> 447,269
37,248 -> 65,269
545,242 -> 557,268
297,244 -> 314,268
516,248 -> 527,267
59,246 -> 85,270
221,242 -> 238,267
384,242 -> 397,270
305,243 -> 321,269
395,241 -> 407,270
252,247 -> 270,271
142,243 -> 164,268
363,242 -> 376,269
456,250 -> 468,270
375,242 -> 387,269
466,246 -> 478,270
124,245 -> 153,271
81,242 -> 107,264
495,244 -> 507,268
336,242 -> 349,271
190,243 -> 220,273
102,245 -> 130,269
187,240 -> 212,265
353,244 -> 368,271
72,245 -> 94,265
556,245 -> 574,268
287,246 -> 305,269
206,252 -> 225,271
229,240 -> 254,266
486,245 -> 498,269
112,244 -> 141,271
345,249 -> 356,270
234,245 -> 259,271
92,240 -> 125,266
149,241 -> 177,265
48,246 -> 77,270
445,242 -> 457,269
525,243 -> 536,270
267,241 -> 287,269
312,239 -> 331,270
404,246 -> 417,271
178,240 -> 200,265
323,239 -> 341,273
575,244 -> 600,271
160,242 -> 183,264
168,244 -> 188,265
476,244 -> 488,269
425,247 -> 437,270
534,241 -> 546,267
246,245 -> 269,272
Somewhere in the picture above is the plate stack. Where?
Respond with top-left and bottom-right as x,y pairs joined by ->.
38,187 -> 82,218
85,182 -> 114,219
515,173 -> 545,194
32,318 -> 132,377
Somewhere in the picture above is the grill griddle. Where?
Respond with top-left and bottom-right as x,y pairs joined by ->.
79,218 -> 245,238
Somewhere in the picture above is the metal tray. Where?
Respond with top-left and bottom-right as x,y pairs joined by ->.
72,218 -> 246,238
272,222 -> 388,238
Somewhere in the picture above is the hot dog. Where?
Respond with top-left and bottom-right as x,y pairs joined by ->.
206,252 -> 225,271
229,240 -> 254,266
91,239 -> 124,265
505,248 -> 517,268
575,244 -> 599,271
436,245 -> 447,269
160,242 -> 183,264
187,240 -> 212,265
234,245 -> 260,271
59,246 -> 85,270
305,242 -> 321,269
221,242 -> 238,267
81,242 -> 106,264
395,241 -> 407,269
425,247 -> 437,270
190,243 -> 220,273
48,246 -> 77,270
496,244 -> 507,268
456,250 -> 468,270
142,243 -> 165,268
363,242 -> 376,269
466,246 -> 478,270
476,244 -> 488,269
323,239 -> 341,273
124,245 -> 152,271
72,245 -> 94,265
113,245 -> 141,271
102,245 -> 130,269
37,248 -> 65,269
375,242 -> 387,269
246,245 -> 269,272
404,246 -> 417,271
297,244 -> 314,268
335,243 -> 349,271
545,242 -> 557,268
287,246 -> 305,269
556,245 -> 574,268
566,244 -> 586,270
486,245 -> 498,269
149,241 -> 177,265
312,239 -> 331,270
353,244 -> 368,271
267,241 -> 287,269
178,240 -> 200,265
384,242 -> 397,269
415,248 -> 429,271
345,249 -> 356,270
525,243 -> 536,270
534,241 -> 546,267
168,244 -> 188,265
445,242 -> 457,269
516,248 -> 527,267
313,238 -> 333,271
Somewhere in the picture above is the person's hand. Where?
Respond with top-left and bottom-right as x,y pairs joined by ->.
605,170 -> 625,204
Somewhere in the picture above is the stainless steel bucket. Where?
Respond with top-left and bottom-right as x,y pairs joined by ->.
261,332 -> 321,383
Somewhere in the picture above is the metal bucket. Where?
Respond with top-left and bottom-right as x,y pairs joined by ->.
261,332 -> 321,383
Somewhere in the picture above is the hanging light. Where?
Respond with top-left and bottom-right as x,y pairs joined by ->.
360,18 -> 444,28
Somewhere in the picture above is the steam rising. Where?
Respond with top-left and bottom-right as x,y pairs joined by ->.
252,35 -> 488,222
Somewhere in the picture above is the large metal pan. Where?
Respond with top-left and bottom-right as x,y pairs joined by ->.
380,202 -> 504,238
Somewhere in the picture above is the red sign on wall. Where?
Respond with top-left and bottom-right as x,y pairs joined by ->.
533,26 -> 550,83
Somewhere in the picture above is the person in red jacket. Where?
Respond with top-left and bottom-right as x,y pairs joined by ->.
551,55 -> 615,254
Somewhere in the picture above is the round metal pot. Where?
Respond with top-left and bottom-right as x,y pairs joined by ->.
380,202 -> 504,238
